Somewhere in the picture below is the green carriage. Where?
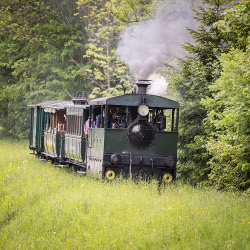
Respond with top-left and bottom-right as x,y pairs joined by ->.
29,98 -> 89,166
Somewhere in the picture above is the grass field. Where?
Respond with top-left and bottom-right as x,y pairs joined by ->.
0,139 -> 249,249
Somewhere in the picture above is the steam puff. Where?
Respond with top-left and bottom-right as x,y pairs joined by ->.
116,3 -> 194,79
147,73 -> 168,96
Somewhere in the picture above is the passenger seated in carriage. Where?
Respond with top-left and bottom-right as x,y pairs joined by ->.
96,109 -> 115,128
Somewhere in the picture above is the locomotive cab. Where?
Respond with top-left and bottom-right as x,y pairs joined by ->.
86,82 -> 179,182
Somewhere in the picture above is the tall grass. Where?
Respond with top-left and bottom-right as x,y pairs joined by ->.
0,138 -> 249,249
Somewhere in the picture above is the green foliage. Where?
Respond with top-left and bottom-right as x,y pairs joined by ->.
215,0 -> 250,51
184,0 -> 232,64
88,80 -> 135,99
0,139 -> 249,249
198,0 -> 250,190
168,0 -> 244,187
0,0 -> 88,138
170,0 -> 250,190
77,0 -> 133,95
106,0 -> 155,23
201,42 -> 250,190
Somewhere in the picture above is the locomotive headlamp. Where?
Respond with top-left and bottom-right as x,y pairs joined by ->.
138,104 -> 149,116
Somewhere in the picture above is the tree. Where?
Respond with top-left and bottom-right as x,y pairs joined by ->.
106,0 -> 155,23
215,0 -> 250,52
0,0 -> 88,138
168,0 -> 234,185
202,45 -> 250,190
77,0 -> 134,97
76,0 -> 160,98
201,1 -> 250,190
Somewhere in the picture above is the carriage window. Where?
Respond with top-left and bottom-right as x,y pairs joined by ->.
66,115 -> 69,134
73,115 -> 77,135
73,116 -> 75,135
58,110 -> 66,136
45,113 -> 52,132
73,116 -> 76,135
65,114 -> 83,136
66,115 -> 71,134
76,116 -> 78,135
52,113 -> 57,134
79,117 -> 83,136
66,115 -> 68,133
44,112 -> 47,132
78,116 -> 81,136
76,116 -> 79,136
44,112 -> 58,133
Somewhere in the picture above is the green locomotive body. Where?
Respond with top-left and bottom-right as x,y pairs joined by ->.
29,81 -> 179,183
86,90 -> 179,181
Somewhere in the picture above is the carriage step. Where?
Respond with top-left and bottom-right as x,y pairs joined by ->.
77,171 -> 87,175
54,165 -> 69,168
40,159 -> 46,161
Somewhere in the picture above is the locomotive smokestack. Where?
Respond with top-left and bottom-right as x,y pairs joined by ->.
135,80 -> 151,94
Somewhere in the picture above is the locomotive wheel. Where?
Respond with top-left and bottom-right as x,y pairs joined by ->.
162,173 -> 173,183
105,170 -> 116,180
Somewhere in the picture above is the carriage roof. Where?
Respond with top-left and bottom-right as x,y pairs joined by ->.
89,94 -> 179,109
28,100 -> 73,109
28,100 -> 88,110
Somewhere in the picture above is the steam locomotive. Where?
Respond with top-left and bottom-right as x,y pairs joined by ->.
29,80 -> 179,183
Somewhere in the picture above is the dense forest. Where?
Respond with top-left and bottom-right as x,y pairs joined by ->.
0,0 -> 249,190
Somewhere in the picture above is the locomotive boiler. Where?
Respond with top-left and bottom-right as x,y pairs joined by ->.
29,80 -> 179,183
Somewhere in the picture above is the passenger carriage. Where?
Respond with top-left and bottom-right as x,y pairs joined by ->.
29,97 -> 89,166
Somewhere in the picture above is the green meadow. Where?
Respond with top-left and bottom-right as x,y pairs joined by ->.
0,139 -> 249,249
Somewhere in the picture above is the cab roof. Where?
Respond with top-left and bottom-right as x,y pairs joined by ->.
89,94 -> 179,109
